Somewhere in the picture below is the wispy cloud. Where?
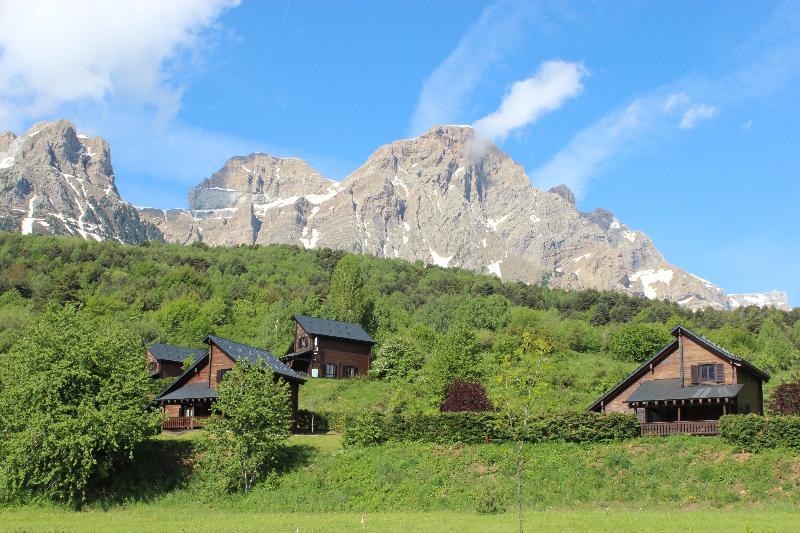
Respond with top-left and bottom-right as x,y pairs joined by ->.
531,1 -> 800,200
679,104 -> 719,129
0,0 -> 239,128
531,97 -> 660,198
473,60 -> 587,142
408,1 -> 544,135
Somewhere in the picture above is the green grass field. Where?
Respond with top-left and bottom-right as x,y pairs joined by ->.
2,508 -> 799,532
4,433 -> 800,531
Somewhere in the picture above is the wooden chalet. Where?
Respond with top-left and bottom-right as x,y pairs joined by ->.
281,314 -> 375,379
147,343 -> 206,379
589,325 -> 769,436
154,335 -> 305,431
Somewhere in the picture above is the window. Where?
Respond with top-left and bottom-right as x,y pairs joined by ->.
344,366 -> 358,378
324,363 -> 337,378
299,336 -> 309,349
216,368 -> 230,383
691,363 -> 724,384
149,361 -> 159,373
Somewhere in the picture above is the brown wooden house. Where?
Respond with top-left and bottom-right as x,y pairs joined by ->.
589,325 -> 769,435
281,314 -> 375,378
147,343 -> 206,379
154,335 -> 305,430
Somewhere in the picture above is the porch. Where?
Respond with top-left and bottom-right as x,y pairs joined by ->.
161,415 -> 209,430
640,419 -> 718,436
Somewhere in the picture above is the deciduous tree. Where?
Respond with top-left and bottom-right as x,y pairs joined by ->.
0,306 -> 160,506
201,360 -> 291,493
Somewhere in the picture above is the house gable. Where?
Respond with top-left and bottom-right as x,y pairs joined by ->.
589,325 -> 769,414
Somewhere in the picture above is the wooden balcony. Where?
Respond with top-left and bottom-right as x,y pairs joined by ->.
640,420 -> 718,436
162,416 -> 209,431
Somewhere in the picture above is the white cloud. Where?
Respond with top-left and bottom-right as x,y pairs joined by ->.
0,0 -> 238,126
742,120 -> 753,130
663,92 -> 689,112
472,61 -> 586,142
408,1 -> 544,135
679,104 -> 719,129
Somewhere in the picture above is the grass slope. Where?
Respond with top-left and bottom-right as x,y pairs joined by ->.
2,508 -> 800,532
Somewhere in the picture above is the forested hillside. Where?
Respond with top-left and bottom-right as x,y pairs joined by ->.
1,231 -> 798,412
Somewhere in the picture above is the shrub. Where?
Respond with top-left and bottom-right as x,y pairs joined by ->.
719,414 -> 800,451
342,411 -> 637,446
767,375 -> 800,415
440,380 -> 493,412
474,481 -> 507,514
342,411 -> 386,447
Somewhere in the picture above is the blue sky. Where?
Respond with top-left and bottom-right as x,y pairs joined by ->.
0,1 -> 798,305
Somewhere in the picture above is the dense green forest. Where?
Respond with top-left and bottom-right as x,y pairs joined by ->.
1,231 -> 798,414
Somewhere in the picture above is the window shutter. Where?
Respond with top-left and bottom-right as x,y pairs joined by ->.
690,365 -> 699,384
716,363 -> 724,383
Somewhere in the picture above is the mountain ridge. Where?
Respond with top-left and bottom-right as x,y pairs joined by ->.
0,119 -> 790,311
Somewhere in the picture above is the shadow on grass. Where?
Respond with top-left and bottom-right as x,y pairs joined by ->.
274,443 -> 316,476
86,437 -> 197,507
84,435 -> 317,507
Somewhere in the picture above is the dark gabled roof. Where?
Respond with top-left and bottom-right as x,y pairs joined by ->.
587,339 -> 679,412
625,378 -> 743,403
154,352 -> 210,403
148,343 -> 206,363
293,314 -> 375,345
670,325 -> 770,381
588,324 -> 770,412
157,382 -> 218,402
205,334 -> 304,381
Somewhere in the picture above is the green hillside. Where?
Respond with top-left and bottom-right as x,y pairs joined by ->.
1,231 -> 798,414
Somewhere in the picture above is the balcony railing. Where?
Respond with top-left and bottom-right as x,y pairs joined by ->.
161,416 -> 209,431
640,420 -> 718,436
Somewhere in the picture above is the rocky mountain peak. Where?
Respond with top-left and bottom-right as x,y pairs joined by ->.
0,119 -> 159,243
1,118 -> 789,311
189,153 -> 335,210
548,184 -> 576,206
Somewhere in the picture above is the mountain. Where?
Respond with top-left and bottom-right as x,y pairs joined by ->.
0,120 -> 789,311
139,125 -> 785,311
728,291 -> 791,311
0,120 -> 160,243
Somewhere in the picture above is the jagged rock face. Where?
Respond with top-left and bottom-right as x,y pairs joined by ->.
728,291 -> 791,311
1,120 -> 785,311
145,125 -> 745,310
0,120 -> 160,243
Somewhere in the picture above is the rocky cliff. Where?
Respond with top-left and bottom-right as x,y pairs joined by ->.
0,120 -> 160,243
140,125 -> 778,311
0,120 -> 788,311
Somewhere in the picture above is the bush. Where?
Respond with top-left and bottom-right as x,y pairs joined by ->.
342,411 -> 386,447
440,380 -> 493,412
719,414 -> 800,451
342,411 -> 638,447
767,375 -> 800,415
474,481 -> 507,514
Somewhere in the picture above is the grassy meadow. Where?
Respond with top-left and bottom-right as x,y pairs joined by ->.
4,430 -> 800,531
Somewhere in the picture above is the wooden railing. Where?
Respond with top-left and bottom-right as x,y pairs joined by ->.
162,416 -> 209,430
640,420 -> 718,436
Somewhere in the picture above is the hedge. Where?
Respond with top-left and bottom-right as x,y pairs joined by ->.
342,411 -> 638,447
719,414 -> 800,451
